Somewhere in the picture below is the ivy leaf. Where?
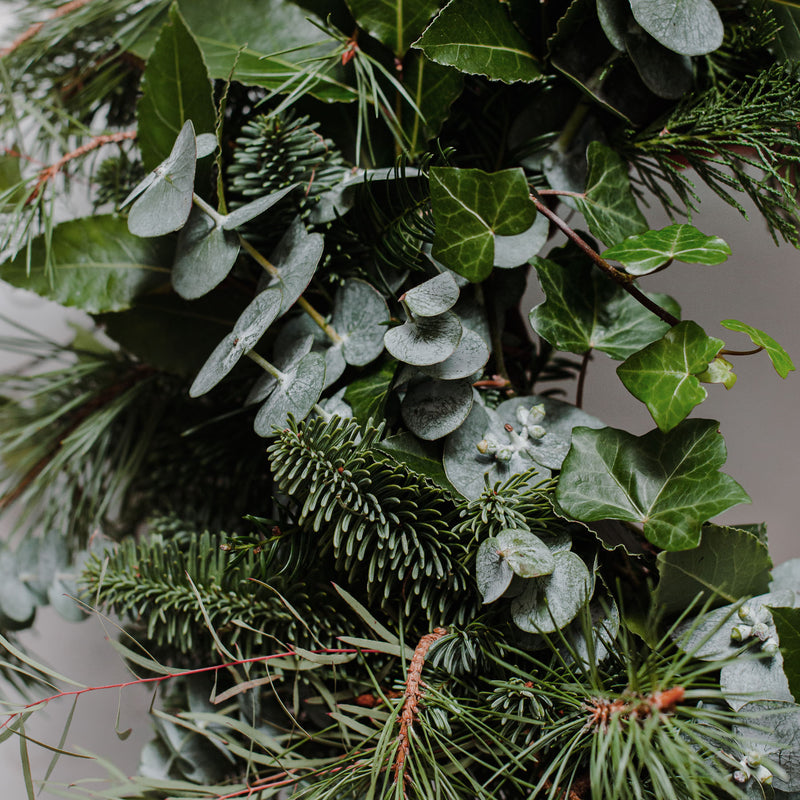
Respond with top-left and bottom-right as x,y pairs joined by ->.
265,217 -> 325,315
253,352 -> 326,436
616,321 -> 724,431
629,0 -> 723,56
511,551 -> 592,634
529,242 -> 681,359
493,213 -> 549,268
576,142 -> 648,247
772,608 -> 800,702
430,166 -> 537,281
401,378 -> 473,440
332,279 -> 390,366
412,0 -> 541,83
125,121 -> 197,238
171,206 -> 240,300
347,0 -> 439,55
345,358 -> 398,424
697,356 -> 737,389
402,272 -> 460,317
377,432 -> 456,492
653,525 -> 773,616
419,327 -> 490,380
384,311 -> 462,366
0,215 -> 171,313
189,287 -> 282,397
721,319 -> 795,379
602,223 -> 731,276
556,420 -> 751,550
137,5 -> 216,171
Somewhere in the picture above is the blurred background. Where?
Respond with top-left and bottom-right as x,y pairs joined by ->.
0,1 -> 798,797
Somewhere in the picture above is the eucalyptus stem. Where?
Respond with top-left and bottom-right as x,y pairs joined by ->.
237,234 -> 343,344
531,196 -> 680,328
245,352 -> 330,421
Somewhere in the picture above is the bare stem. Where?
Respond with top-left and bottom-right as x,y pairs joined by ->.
531,196 -> 680,328
576,350 -> 591,409
536,189 -> 586,199
720,345 -> 764,356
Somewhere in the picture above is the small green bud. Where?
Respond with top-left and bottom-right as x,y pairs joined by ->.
738,605 -> 753,622
732,769 -> 748,784
496,446 -> 514,462
731,624 -> 753,642
752,622 -> 771,641
528,424 -> 546,440
762,637 -> 780,655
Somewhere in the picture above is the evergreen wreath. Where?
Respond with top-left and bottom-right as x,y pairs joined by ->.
0,1 -> 799,798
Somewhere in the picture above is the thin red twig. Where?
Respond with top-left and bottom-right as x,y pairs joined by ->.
0,0 -> 95,58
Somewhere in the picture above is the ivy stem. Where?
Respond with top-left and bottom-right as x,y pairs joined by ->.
536,189 -> 586,199
576,350 -> 591,409
531,195 -> 680,328
237,234 -> 343,345
720,345 -> 764,356
476,282 -> 512,386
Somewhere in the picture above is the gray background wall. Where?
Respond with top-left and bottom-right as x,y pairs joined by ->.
0,2 -> 798,796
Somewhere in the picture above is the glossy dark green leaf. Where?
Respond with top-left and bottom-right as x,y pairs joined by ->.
419,327 -> 490,380
529,245 -> 681,359
557,420 -> 751,550
653,525 -> 773,616
770,3 -> 800,63
476,538 -> 514,604
596,0 -> 627,50
171,206 -> 240,299
126,121 -> 197,237
137,5 -> 216,171
629,0 -> 723,56
625,28 -> 692,99
384,311 -> 462,366
576,142 -> 648,247
616,321 -> 724,431
345,358 -> 398,424
412,0 -> 541,83
511,551 -> 592,634
332,279 -> 390,365
430,166 -> 537,281
266,217 -> 325,315
0,215 -> 171,313
402,272 -> 460,317
347,0 -> 439,54
773,608 -> 800,703
377,432 -> 456,492
493,213 -> 549,268
402,52 -> 463,153
189,287 -> 282,397
401,378 -> 473,440
221,184 -> 299,230
602,223 -> 731,276
253,352 -> 326,436
721,319 -> 795,378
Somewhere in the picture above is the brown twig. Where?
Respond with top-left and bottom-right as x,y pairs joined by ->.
393,627 -> 448,794
531,195 -> 681,328
575,350 -> 591,409
26,130 -> 137,202
0,0 -> 95,59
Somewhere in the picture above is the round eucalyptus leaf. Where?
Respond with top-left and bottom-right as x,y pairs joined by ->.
401,378 -> 473,441
493,213 -> 549,268
266,216 -> 324,315
629,0 -> 723,56
324,342 -> 347,388
402,272 -> 460,317
16,533 -> 69,603
332,279 -> 390,366
420,327 -> 490,380
772,558 -> 800,595
0,550 -> 37,629
48,576 -> 89,622
384,312 -> 462,366
720,652 -> 794,711
596,0 -> 628,50
172,206 -> 240,299
246,334 -> 314,405
625,29 -> 692,100
222,183 -> 299,230
511,551 -> 592,634
319,386 -> 352,419
253,351 -> 326,436
232,286 -> 283,350
496,529 -> 556,578
189,332 -> 243,398
562,595 -> 620,667
476,538 -> 514,605
127,120 -> 197,238
195,133 -> 218,158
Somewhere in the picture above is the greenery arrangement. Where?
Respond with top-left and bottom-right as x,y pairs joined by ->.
1,0 -> 800,797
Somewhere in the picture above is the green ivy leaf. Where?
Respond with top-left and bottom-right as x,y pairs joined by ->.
529,249 -> 681,360
511,551 -> 592,634
345,358 -> 398,424
576,142 -> 648,247
773,608 -> 800,703
721,319 -> 795,378
697,356 -> 737,389
0,215 -> 171,313
347,0 -> 439,55
616,320 -> 724,431
601,223 -> 731,276
430,166 -> 537,282
653,525 -> 773,616
401,377 -> 473,440
137,5 -> 216,171
377,432 -> 457,492
629,0 -> 723,56
412,0 -> 541,83
556,420 -> 751,550
384,311 -> 462,366
332,279 -> 390,366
